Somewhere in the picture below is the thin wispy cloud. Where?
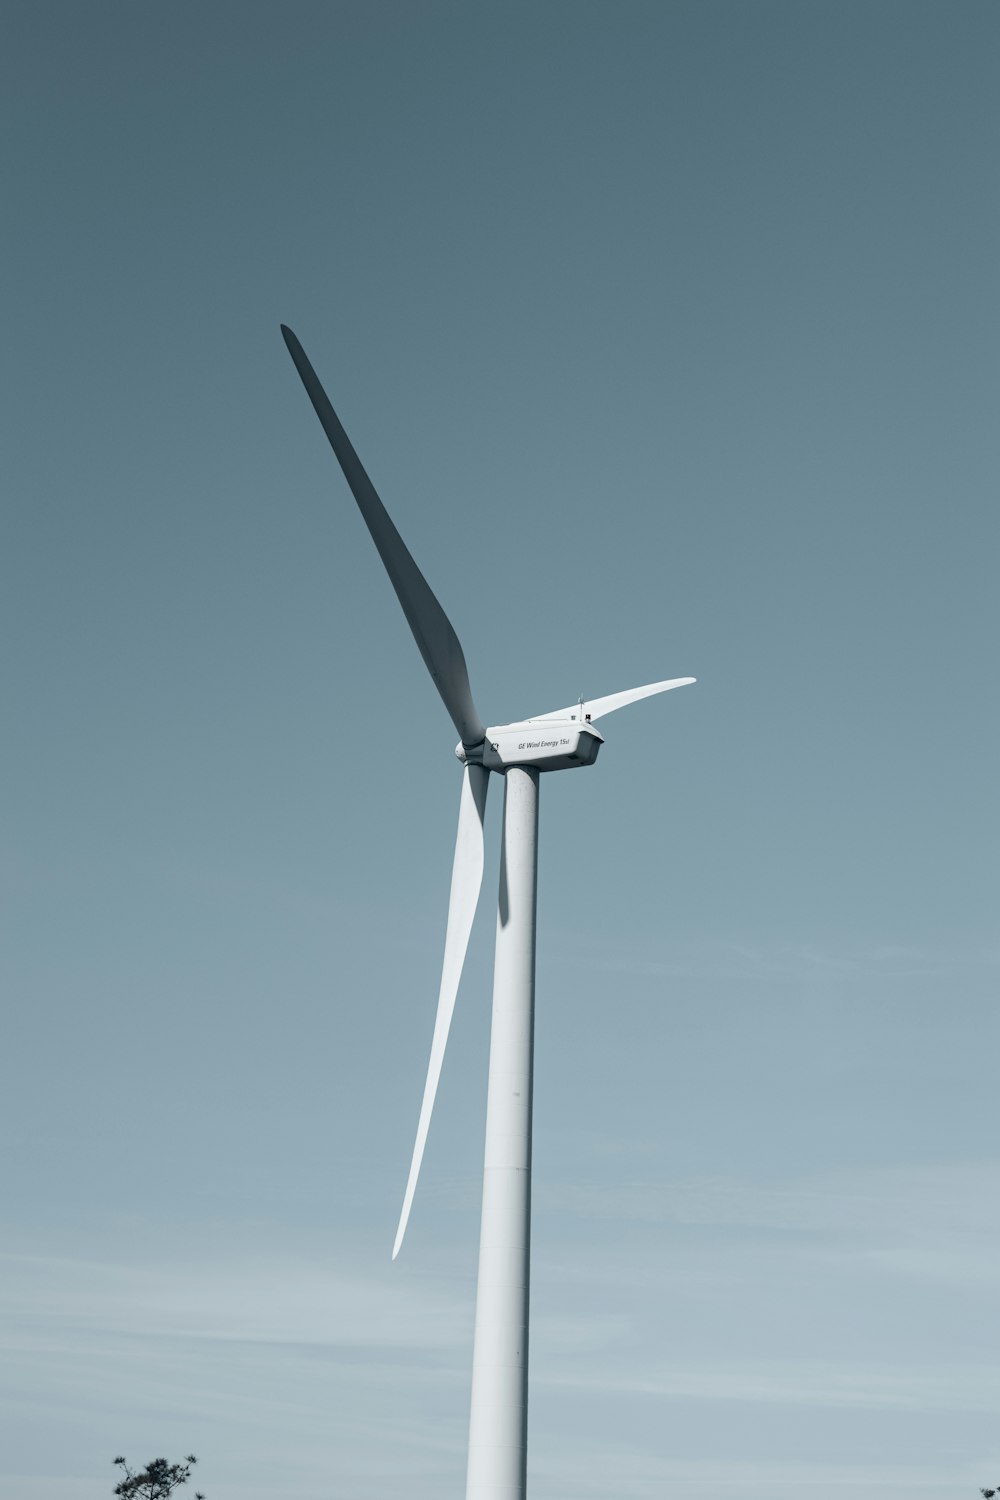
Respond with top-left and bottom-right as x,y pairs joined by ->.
538,1357 -> 1000,1414
0,1249 -> 471,1351
547,932 -> 1000,985
536,1159 -> 1000,1241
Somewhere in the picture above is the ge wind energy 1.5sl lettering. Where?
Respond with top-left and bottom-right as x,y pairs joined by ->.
281,325 -> 695,1500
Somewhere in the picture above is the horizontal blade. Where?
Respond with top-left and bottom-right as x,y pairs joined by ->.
281,326 -> 486,747
393,763 -> 489,1259
529,676 -> 696,723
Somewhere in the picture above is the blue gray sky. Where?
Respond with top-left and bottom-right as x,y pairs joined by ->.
2,3 -> 998,1497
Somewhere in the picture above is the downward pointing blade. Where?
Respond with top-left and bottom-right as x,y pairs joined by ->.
393,763 -> 490,1260
281,325 -> 486,747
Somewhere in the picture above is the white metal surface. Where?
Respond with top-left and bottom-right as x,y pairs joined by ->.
466,767 -> 539,1500
282,327 -> 696,1500
481,722 -> 603,773
393,762 -> 490,1259
529,675 -> 696,723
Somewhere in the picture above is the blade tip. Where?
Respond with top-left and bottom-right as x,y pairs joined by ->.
392,1209 -> 409,1261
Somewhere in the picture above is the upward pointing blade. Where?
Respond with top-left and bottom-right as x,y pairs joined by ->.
393,763 -> 489,1260
281,325 -> 486,747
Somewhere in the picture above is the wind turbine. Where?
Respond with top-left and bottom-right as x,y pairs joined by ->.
281,325 -> 694,1500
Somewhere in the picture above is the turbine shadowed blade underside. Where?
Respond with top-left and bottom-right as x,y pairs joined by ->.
281,325 -> 485,747
393,763 -> 489,1259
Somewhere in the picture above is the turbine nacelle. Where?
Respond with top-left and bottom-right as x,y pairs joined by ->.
456,674 -> 699,775
457,720 -> 604,773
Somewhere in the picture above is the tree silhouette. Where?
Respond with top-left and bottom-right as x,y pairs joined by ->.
112,1454 -> 204,1500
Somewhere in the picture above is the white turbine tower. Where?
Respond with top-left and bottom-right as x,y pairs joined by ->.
281,325 -> 694,1500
